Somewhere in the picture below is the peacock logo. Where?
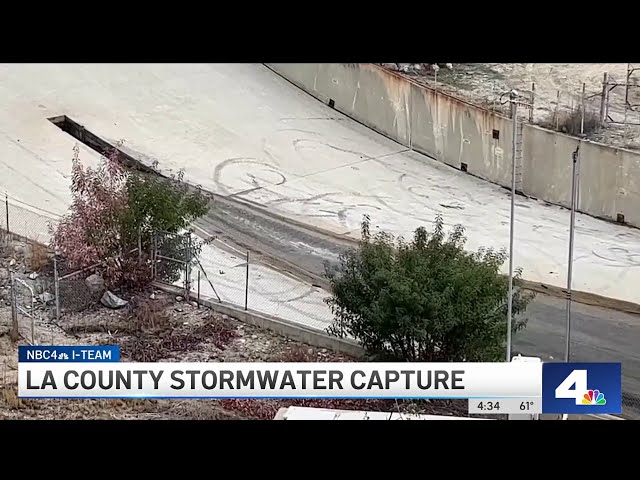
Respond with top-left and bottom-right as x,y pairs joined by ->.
582,389 -> 606,405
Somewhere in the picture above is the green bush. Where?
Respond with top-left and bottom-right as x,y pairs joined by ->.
325,215 -> 534,362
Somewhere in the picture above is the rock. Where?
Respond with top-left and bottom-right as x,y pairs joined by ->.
28,272 -> 39,280
190,301 -> 198,308
175,295 -> 184,302
307,348 -> 314,355
0,269 -> 8,282
100,290 -> 128,309
251,335 -> 257,339
175,307 -> 183,313
35,284 -> 43,294
85,274 -> 105,294
9,258 -> 16,266
13,244 -> 24,255
150,293 -> 156,300
38,292 -> 55,305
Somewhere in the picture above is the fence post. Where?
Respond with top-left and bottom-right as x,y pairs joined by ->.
197,269 -> 201,308
184,232 -> 192,299
30,291 -> 35,345
4,193 -> 9,246
554,90 -> 561,130
9,271 -> 18,342
600,72 -> 608,125
53,253 -> 60,321
244,250 -> 249,311
152,233 -> 157,281
529,82 -> 535,123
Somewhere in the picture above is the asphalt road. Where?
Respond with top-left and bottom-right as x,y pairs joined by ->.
195,194 -> 640,419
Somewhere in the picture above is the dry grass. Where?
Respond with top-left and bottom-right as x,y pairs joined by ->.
1,386 -> 23,410
542,107 -> 600,135
27,242 -> 50,272
130,298 -> 170,333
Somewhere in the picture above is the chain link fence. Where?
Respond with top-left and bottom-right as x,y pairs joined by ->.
9,273 -> 36,345
1,194 -> 58,246
54,259 -> 104,314
540,87 -> 604,136
153,231 -> 191,297
193,237 -> 333,332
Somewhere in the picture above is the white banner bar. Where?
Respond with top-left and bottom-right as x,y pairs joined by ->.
19,362 -> 542,399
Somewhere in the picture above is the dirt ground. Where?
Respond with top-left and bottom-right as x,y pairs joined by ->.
0,291 -> 483,420
387,63 -> 640,150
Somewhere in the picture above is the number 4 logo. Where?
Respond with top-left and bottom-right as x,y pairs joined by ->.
555,369 -> 588,405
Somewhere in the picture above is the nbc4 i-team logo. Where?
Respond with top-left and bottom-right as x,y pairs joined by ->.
542,363 -> 622,414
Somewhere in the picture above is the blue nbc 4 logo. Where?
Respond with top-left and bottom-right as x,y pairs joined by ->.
555,369 -> 606,406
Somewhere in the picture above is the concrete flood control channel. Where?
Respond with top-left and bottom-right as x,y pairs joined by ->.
48,115 -> 640,419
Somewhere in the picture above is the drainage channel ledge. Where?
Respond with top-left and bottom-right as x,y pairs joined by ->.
152,282 -> 365,358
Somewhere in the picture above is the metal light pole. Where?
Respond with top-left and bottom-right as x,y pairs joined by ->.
564,84 -> 585,362
565,146 -> 579,362
506,90 -> 519,362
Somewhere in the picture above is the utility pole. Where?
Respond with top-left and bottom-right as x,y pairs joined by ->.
565,84 -> 586,363
506,90 -> 518,363
503,89 -> 532,363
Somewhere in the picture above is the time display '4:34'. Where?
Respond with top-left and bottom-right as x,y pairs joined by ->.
476,401 -> 500,411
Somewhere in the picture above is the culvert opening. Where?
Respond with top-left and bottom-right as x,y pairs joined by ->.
48,115 -> 154,174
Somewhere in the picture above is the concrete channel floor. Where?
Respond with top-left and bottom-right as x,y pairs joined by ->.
0,63 -> 638,415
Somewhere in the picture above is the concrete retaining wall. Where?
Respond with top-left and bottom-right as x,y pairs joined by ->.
267,63 -> 640,228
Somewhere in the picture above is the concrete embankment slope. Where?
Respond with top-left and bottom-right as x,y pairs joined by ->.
263,63 -> 640,307
0,63 -> 639,307
265,63 -> 640,230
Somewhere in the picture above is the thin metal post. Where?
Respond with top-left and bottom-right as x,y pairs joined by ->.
244,251 -> 249,311
4,193 -> 9,245
565,145 -> 580,362
529,83 -> 535,123
554,90 -> 560,130
506,91 -> 518,362
184,233 -> 192,299
53,254 -> 60,321
580,83 -> 586,135
564,85 -> 586,363
152,234 -> 157,280
197,270 -> 201,308
624,63 -> 631,133
600,72 -> 608,125
9,271 -> 18,342
576,83 -> 585,207
433,64 -> 439,93
408,82 -> 413,151
30,293 -> 35,345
